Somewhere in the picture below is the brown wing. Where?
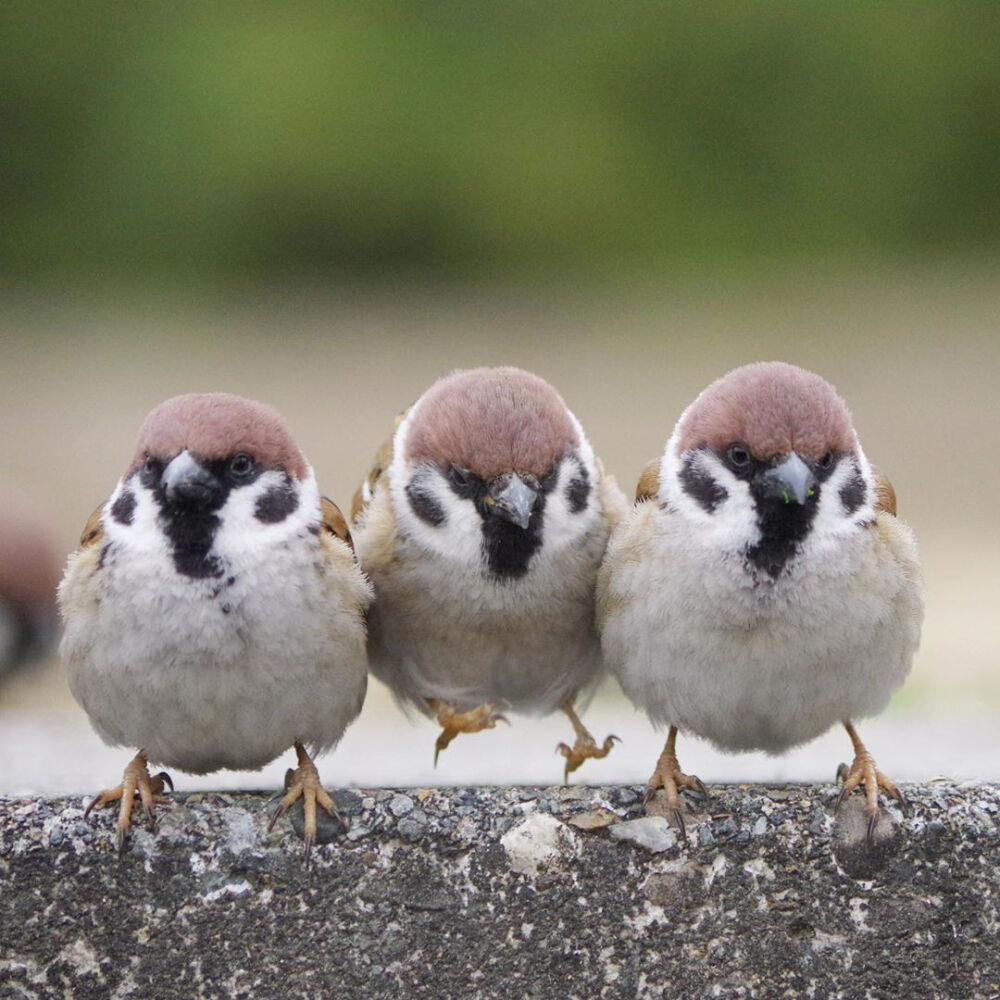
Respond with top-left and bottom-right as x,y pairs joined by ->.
79,504 -> 105,548
350,409 -> 407,524
320,496 -> 354,551
634,459 -> 660,504
871,465 -> 897,516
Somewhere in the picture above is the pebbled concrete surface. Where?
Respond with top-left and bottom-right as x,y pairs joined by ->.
1,781 -> 997,999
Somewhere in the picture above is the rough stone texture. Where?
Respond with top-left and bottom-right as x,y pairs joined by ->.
1,781 -> 997,999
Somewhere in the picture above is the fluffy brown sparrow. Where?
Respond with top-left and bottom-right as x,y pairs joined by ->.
351,366 -> 627,778
0,487 -> 61,680
598,362 -> 923,836
59,393 -> 372,857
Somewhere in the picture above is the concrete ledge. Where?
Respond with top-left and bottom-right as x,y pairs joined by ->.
1,781 -> 997,999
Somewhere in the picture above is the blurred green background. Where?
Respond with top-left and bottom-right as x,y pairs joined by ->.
2,3 -> 998,287
1,3 -> 998,790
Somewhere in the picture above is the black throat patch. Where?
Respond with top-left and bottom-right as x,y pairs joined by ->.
144,459 -> 234,580
480,490 -> 548,580
744,489 -> 820,580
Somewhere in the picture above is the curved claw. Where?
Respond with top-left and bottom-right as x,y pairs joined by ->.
154,771 -> 174,793
303,834 -> 315,867
267,800 -> 288,834
83,795 -> 102,821
866,810 -> 880,845
835,761 -> 849,784
682,775 -> 709,802
115,826 -> 128,857
670,806 -> 687,841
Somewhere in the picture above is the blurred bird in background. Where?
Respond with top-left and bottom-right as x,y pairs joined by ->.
0,486 -> 61,683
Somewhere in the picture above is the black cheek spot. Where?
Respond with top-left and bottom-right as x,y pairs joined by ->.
254,480 -> 300,524
840,469 -> 867,515
406,483 -> 446,526
110,489 -> 136,526
680,454 -> 728,513
566,468 -> 591,514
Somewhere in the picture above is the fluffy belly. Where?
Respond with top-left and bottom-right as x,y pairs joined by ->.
71,645 -> 362,773
369,602 -> 602,715
627,620 -> 908,754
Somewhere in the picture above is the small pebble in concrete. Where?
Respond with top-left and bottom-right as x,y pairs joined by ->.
389,794 -> 414,817
608,816 -> 678,853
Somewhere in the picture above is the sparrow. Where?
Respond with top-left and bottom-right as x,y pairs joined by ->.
58,392 -> 372,857
351,366 -> 627,779
0,486 -> 61,681
597,362 -> 923,837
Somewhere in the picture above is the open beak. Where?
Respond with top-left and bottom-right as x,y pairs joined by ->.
162,451 -> 223,508
485,473 -> 539,530
756,453 -> 816,505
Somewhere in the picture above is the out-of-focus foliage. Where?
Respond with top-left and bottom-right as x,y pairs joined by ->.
1,3 -> 998,285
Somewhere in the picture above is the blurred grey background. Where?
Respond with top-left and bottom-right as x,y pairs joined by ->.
1,4 -> 997,793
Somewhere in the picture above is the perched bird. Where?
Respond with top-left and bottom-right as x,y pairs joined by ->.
0,486 -> 61,681
598,362 -> 923,836
59,393 -> 371,857
352,367 -> 627,778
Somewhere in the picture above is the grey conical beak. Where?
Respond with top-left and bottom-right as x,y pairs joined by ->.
757,453 -> 816,505
486,473 -> 539,530
162,450 -> 223,508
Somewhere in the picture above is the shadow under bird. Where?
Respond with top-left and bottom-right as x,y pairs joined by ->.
598,362 -> 923,837
351,366 -> 627,778
58,393 -> 371,859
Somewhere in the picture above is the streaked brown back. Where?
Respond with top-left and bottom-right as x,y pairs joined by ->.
871,466 -> 897,516
635,459 -> 660,504
351,410 -> 406,523
80,504 -> 105,549
321,496 -> 353,551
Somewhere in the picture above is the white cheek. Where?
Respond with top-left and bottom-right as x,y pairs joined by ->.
542,457 -> 601,555
212,470 -> 319,562
661,445 -> 761,552
390,464 -> 483,563
103,477 -> 171,561
809,456 -> 876,552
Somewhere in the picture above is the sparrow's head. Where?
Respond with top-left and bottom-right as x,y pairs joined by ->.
391,367 -> 602,579
661,362 -> 876,580
109,393 -> 316,578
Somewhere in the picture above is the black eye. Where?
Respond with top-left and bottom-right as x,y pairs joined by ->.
818,451 -> 835,470
141,455 -> 161,483
726,444 -> 751,469
229,453 -> 255,478
448,466 -> 471,488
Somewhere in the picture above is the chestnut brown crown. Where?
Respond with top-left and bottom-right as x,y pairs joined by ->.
404,367 -> 579,480
130,393 -> 307,479
676,362 -> 856,461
